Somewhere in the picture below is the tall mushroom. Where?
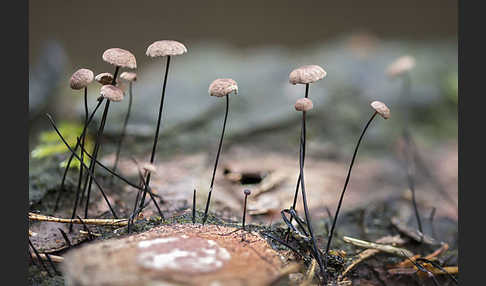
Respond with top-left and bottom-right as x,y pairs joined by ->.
63,68 -> 93,230
201,79 -> 238,224
82,48 -> 136,219
112,72 -> 137,176
136,40 -> 187,217
287,65 -> 326,273
325,101 -> 390,254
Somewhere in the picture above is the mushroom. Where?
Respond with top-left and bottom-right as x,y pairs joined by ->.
137,40 -> 187,219
82,47 -> 136,219
94,72 -> 114,85
112,72 -> 137,178
325,101 -> 391,254
386,55 -> 415,78
242,189 -> 251,230
286,65 -> 327,273
60,68 -> 96,230
202,78 -> 238,224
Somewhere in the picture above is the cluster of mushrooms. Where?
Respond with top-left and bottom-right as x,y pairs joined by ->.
48,40 -> 394,282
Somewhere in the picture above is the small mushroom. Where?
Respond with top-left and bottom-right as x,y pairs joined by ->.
209,78 -> 238,97
294,98 -> 313,112
289,65 -> 327,85
325,100 -> 391,254
70,69 -> 94,90
386,55 -> 415,78
102,48 -> 137,69
370,101 -> 390,119
95,72 -> 114,85
202,78 -> 238,224
100,85 -> 124,102
242,189 -> 251,230
137,40 -> 187,219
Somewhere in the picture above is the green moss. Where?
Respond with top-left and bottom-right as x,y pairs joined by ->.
31,122 -> 93,170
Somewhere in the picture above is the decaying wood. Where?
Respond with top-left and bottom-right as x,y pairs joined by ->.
29,212 -> 128,226
343,236 -> 414,257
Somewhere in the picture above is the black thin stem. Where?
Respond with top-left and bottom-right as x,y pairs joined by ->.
325,111 -> 377,254
45,253 -> 60,275
29,239 -> 52,277
202,94 -> 230,224
242,194 -> 249,229
83,66 -> 119,219
138,56 -> 171,216
55,98 -> 104,211
192,189 -> 196,223
57,228 -> 71,248
112,81 -> 133,178
289,83 -> 309,223
46,114 -> 118,219
69,87 -> 89,231
298,108 -> 325,276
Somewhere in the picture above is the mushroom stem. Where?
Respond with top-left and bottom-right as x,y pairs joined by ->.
45,114 -> 118,221
404,130 -> 424,236
112,81 -> 133,179
29,239 -> 52,277
137,56 -> 171,217
288,83 -> 309,227
297,107 -> 325,277
242,192 -> 249,229
202,94 -> 230,224
83,66 -> 119,219
325,111 -> 378,254
192,189 -> 197,223
68,87 -> 89,231
55,97 -> 104,211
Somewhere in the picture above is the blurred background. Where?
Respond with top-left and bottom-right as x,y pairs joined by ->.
29,1 -> 457,225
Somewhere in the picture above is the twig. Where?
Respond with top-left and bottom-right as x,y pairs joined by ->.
299,259 -> 317,286
342,236 -> 414,257
29,212 -> 128,226
30,252 -> 64,263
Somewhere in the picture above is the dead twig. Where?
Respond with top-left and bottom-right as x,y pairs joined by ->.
29,212 -> 128,226
342,236 -> 414,257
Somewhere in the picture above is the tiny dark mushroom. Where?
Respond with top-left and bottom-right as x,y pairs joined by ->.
136,40 -> 187,219
325,101 -> 391,254
112,72 -> 137,179
82,47 -> 136,219
94,72 -> 114,85
242,189 -> 251,230
202,78 -> 238,224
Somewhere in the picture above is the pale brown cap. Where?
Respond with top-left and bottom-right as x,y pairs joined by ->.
140,162 -> 157,174
208,78 -> 238,97
102,48 -> 137,69
146,40 -> 187,57
95,72 -> 114,85
386,55 -> 415,77
120,72 -> 137,82
294,98 -> 314,111
289,65 -> 327,85
370,101 -> 390,119
70,68 -> 94,90
100,85 -> 124,102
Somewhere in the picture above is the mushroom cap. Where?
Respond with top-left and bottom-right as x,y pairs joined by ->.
244,189 -> 251,196
140,162 -> 157,174
294,98 -> 314,111
100,85 -> 124,102
102,48 -> 137,69
208,78 -> 238,97
95,72 -> 114,85
146,40 -> 187,57
386,55 -> 415,77
289,65 -> 327,85
120,72 -> 137,82
70,68 -> 94,90
370,101 -> 390,119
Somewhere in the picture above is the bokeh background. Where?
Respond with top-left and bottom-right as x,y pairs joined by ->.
29,1 -> 458,226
